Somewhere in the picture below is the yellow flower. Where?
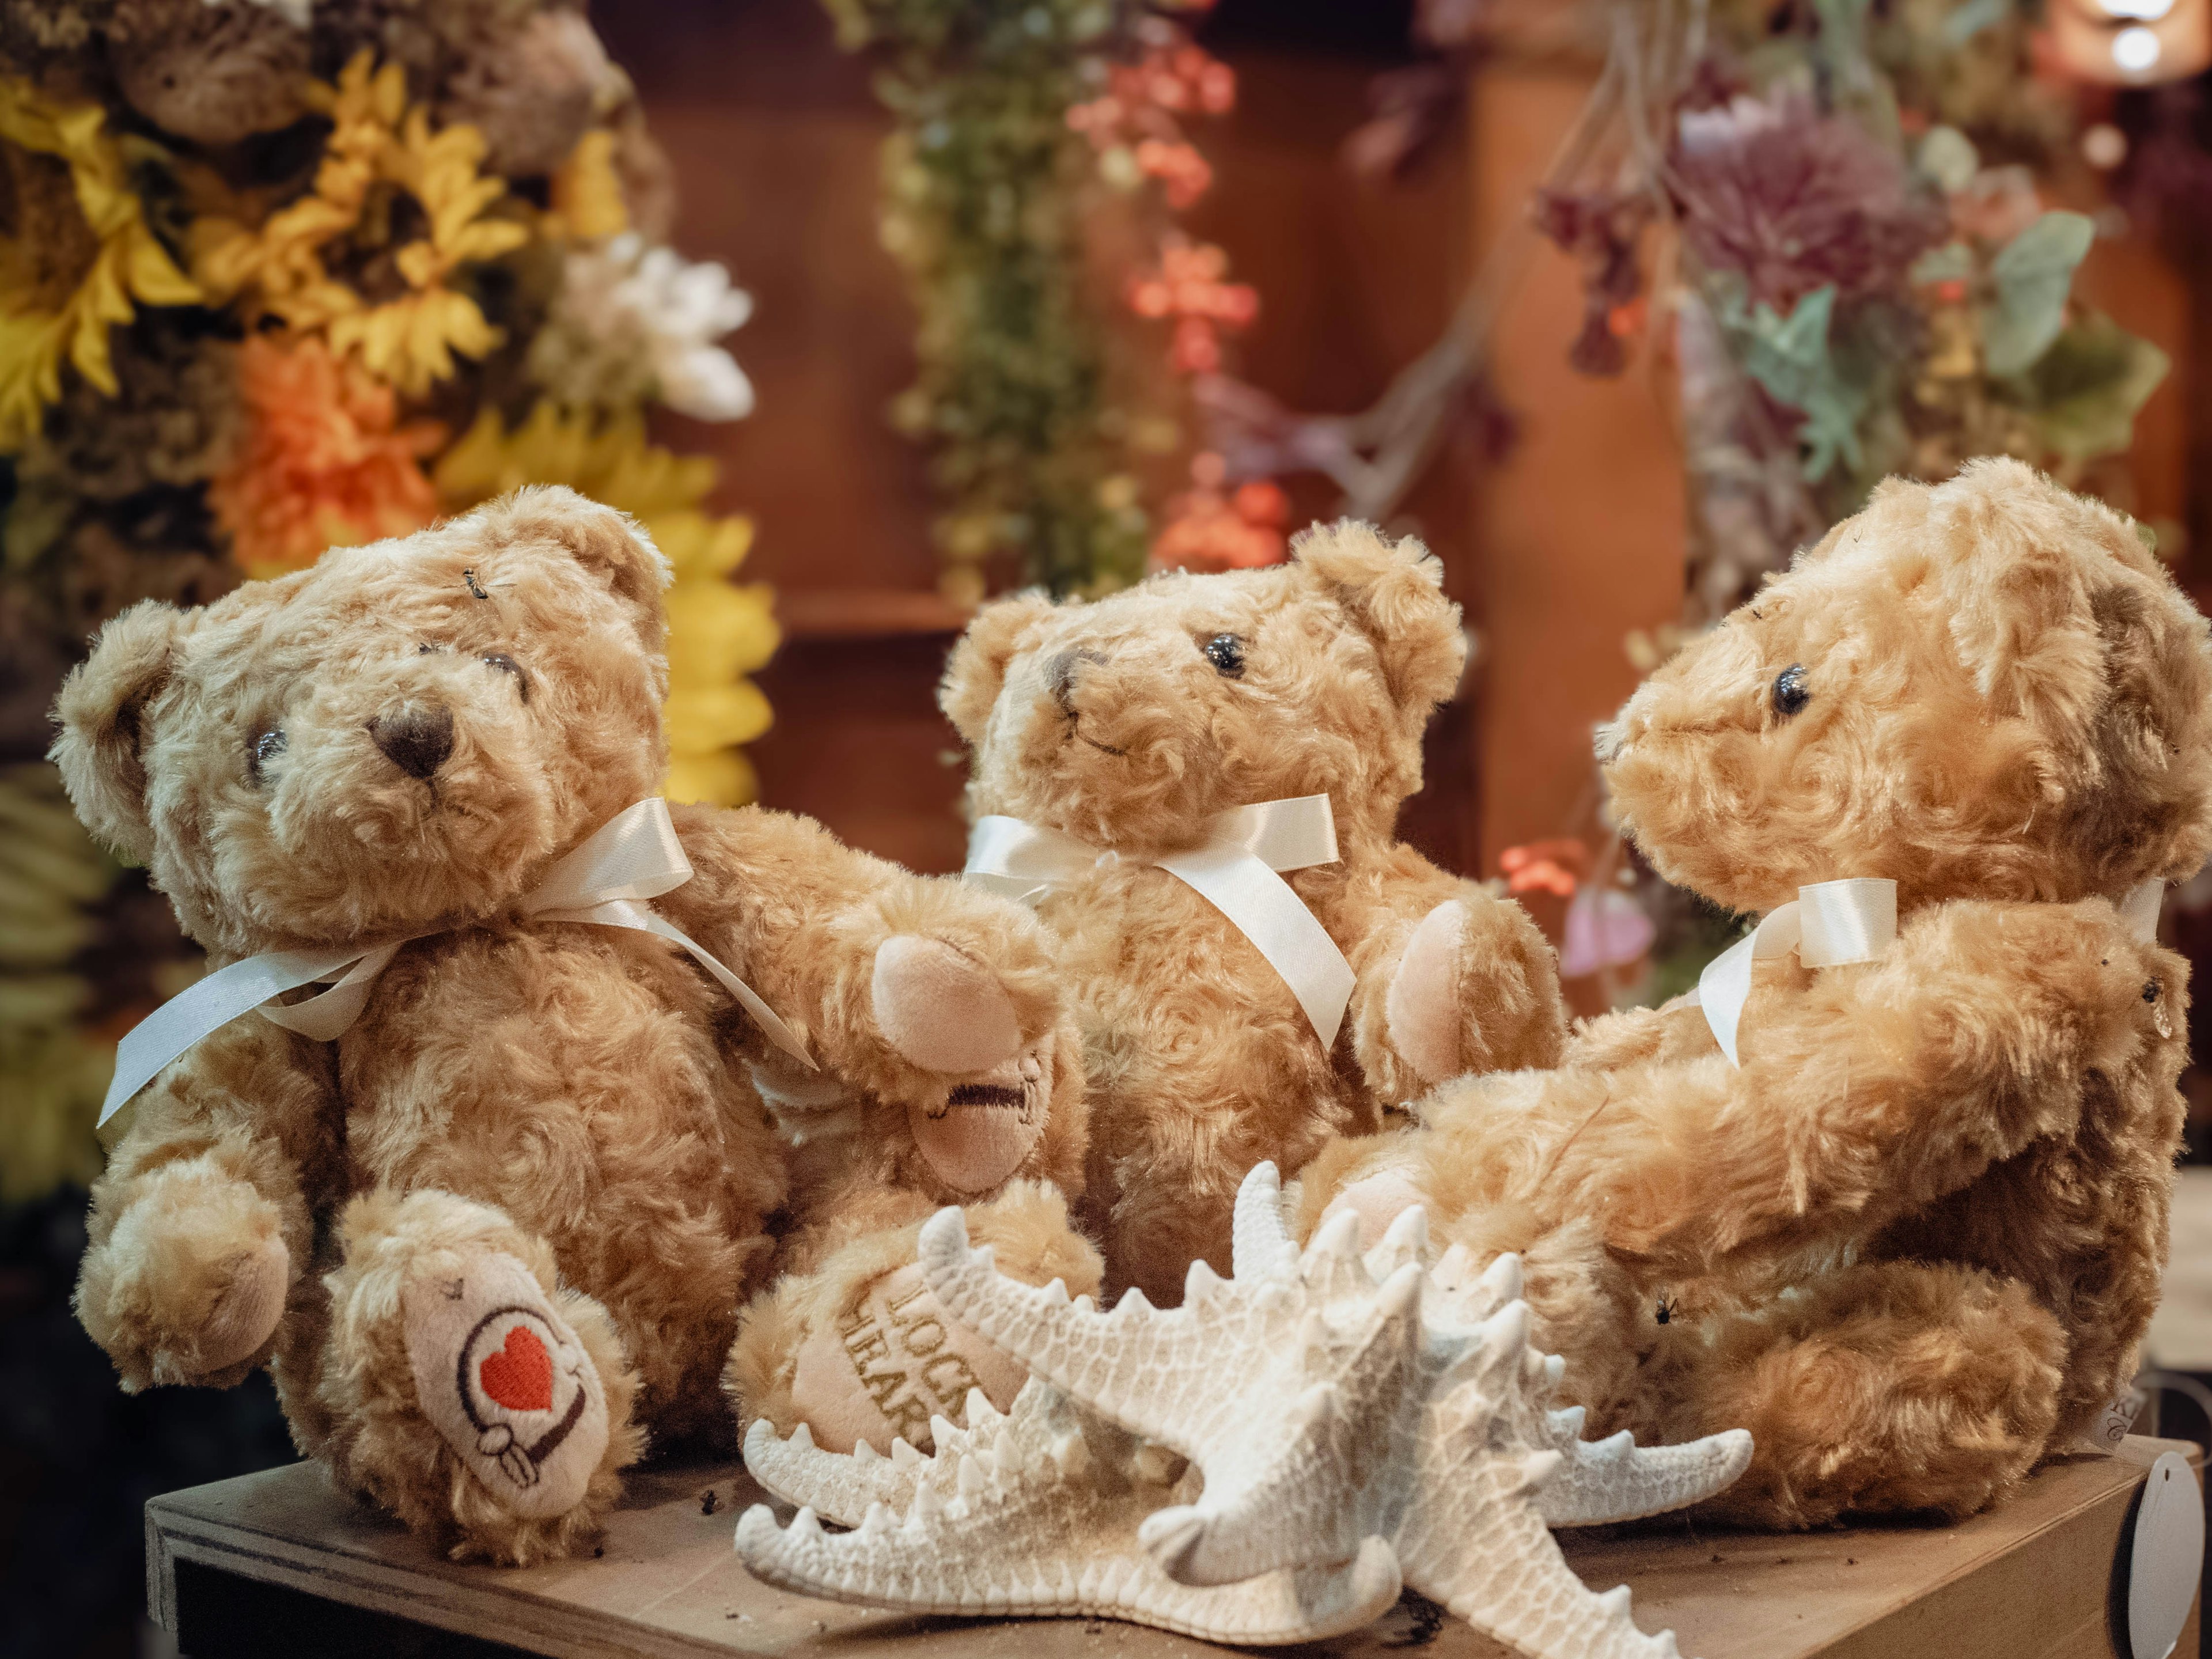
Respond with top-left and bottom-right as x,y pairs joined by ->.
0,81 -> 201,448
192,51 -> 528,397
547,128 -> 630,242
435,403 -> 778,805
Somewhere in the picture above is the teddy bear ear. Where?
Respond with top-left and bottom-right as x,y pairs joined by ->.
941,590 -> 1058,745
1289,520 -> 1467,713
50,599 -> 187,863
1932,460 -> 2115,751
480,484 -> 672,641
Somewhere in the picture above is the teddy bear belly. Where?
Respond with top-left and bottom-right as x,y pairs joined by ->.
339,927 -> 785,1433
1046,881 -> 1374,1300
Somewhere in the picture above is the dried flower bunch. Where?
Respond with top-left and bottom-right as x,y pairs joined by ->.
0,0 -> 777,1202
1532,0 -> 2169,622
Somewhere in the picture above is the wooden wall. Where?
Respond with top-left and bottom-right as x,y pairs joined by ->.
597,4 -> 2197,930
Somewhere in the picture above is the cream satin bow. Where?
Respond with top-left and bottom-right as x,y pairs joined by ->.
965,794 -> 1355,1049
99,798 -> 812,1126
1692,875 -> 2165,1067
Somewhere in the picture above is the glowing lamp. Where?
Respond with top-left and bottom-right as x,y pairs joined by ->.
2051,0 -> 2211,82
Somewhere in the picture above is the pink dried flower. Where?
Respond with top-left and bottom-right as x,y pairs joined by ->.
1671,90 -> 1946,309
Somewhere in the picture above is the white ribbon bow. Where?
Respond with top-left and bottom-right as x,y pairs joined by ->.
1692,875 -> 2165,1067
99,798 -> 812,1126
965,793 -> 1355,1049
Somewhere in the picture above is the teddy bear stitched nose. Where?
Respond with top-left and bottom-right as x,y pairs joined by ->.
370,705 -> 456,779
1046,647 -> 1108,714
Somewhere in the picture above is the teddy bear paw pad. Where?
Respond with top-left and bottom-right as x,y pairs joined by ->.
402,1253 -> 608,1520
182,1232 -> 289,1376
871,935 -> 1024,1074
907,1046 -> 1049,1194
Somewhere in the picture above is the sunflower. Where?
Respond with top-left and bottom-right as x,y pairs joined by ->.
192,51 -> 529,397
435,402 -> 778,805
0,79 -> 202,449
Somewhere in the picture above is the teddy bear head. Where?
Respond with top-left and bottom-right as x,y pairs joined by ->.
940,521 -> 1466,854
52,487 -> 671,959
1601,459 -> 2212,915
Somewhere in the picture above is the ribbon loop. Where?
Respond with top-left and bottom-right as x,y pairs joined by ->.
99,798 -> 811,1126
965,795 -> 1354,1050
1694,878 -> 1896,1068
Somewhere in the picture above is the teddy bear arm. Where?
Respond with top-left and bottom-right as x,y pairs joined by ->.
1338,865 -> 1567,1096
76,1016 -> 337,1389
662,804 -> 1060,1093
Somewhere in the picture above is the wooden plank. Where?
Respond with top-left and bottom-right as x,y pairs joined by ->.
147,1437 -> 2198,1659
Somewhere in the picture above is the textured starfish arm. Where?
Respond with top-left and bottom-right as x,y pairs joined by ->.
1138,1260 -> 1434,1589
918,1207 -> 1244,1451
1539,1418 -> 1755,1528
1232,1161 -> 1302,1280
746,1410 -> 939,1527
1428,1248 -> 1757,1528
733,1380 -> 1403,1645
1396,1475 -> 1684,1659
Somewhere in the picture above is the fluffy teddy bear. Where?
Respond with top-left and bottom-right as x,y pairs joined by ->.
1299,459 -> 2211,1527
937,521 -> 1568,1306
54,486 -> 1090,1563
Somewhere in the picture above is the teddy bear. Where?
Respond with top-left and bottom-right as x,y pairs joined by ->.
53,485 -> 1091,1563
935,520 -> 1569,1308
1297,458 -> 2211,1528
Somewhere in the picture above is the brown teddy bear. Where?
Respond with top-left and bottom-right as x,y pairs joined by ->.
1300,459 -> 2211,1527
54,486 -> 1090,1563
937,521 -> 1569,1306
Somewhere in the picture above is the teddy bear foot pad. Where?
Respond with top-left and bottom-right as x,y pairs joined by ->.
402,1253 -> 610,1520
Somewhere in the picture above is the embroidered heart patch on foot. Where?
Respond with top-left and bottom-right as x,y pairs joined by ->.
402,1253 -> 608,1520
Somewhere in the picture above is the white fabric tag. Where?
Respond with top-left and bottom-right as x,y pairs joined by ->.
99,798 -> 812,1124
965,794 -> 1354,1049
2119,877 -> 2165,942
2078,1387 -> 2145,1455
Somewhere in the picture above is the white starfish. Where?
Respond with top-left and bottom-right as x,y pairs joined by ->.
917,1162 -> 1755,1659
734,1378 -> 1400,1645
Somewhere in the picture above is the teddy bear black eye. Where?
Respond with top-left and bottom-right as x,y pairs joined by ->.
480,652 -> 529,701
249,728 -> 286,785
1203,634 -> 1245,679
1771,664 -> 1810,718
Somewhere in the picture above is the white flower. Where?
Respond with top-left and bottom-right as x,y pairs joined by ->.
532,233 -> 756,422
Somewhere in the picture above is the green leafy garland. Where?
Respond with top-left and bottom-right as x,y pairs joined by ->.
823,0 -> 1151,601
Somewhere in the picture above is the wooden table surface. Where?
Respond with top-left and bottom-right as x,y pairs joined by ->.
146,1435 -> 2201,1659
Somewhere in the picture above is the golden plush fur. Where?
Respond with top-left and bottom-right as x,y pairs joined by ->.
941,521 -> 1567,1305
1307,460 -> 2210,1527
54,487 -> 1085,1561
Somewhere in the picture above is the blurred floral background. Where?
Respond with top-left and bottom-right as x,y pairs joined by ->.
9,0 -> 2212,1650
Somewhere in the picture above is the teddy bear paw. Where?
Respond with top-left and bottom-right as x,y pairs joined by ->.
786,1262 -> 1028,1455
870,935 -> 1024,1074
182,1233 -> 290,1377
401,1252 -> 610,1521
1387,900 -> 1471,1084
906,1043 -> 1051,1194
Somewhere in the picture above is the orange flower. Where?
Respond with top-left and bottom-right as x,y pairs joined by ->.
210,335 -> 443,578
1149,452 -> 1288,573
1499,839 -> 1588,898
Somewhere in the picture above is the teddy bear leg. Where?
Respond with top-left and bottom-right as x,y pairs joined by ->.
1657,1259 -> 2066,1529
315,1188 -> 643,1565
728,1180 -> 1102,1456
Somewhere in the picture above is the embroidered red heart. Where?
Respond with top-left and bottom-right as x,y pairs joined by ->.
478,1324 -> 553,1414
